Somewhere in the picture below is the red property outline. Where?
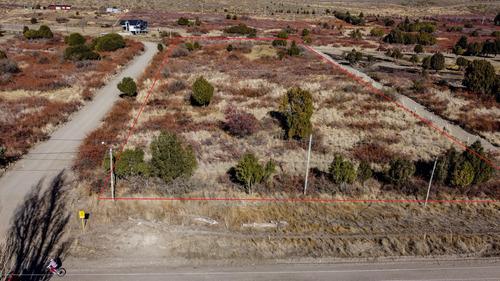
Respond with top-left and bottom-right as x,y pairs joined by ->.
98,36 -> 500,204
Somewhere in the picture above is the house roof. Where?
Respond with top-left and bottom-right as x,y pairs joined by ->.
119,20 -> 148,26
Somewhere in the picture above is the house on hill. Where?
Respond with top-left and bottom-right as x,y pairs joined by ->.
119,19 -> 148,34
47,5 -> 71,10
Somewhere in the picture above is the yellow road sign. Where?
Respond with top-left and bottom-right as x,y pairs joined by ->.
79,211 -> 85,219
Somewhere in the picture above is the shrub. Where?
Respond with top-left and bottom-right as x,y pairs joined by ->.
235,153 -> 275,194
184,42 -> 194,51
150,131 -> 197,183
24,25 -> 53,39
430,52 -> 445,71
491,31 -> 500,37
357,160 -> 372,183
272,39 -> 287,47
287,41 -> 300,56
455,36 -> 468,49
232,15 -> 237,20
346,48 -> 363,64
370,27 -> 385,37
384,28 -> 404,44
116,77 -> 137,97
102,148 -> 147,178
64,33 -> 87,46
481,39 -> 497,57
227,44 -> 233,52
301,28 -> 310,36
0,51 -> 7,59
169,47 -> 189,57
191,76 -> 214,106
226,14 -> 231,19
195,17 -> 202,26
495,12 -> 500,26
409,54 -> 420,65
453,45 -> 464,55
224,23 -> 256,36
30,17 -> 37,24
467,42 -> 483,56
464,23 -> 474,28
450,161 -> 474,187
193,41 -> 201,49
157,43 -> 163,52
387,158 -> 416,185
302,36 -> 312,43
421,56 -> 431,69
416,32 -> 436,45
177,17 -> 189,25
470,29 -> 479,37
414,44 -> 423,54
279,87 -> 313,139
0,59 -> 19,73
169,80 -> 186,93
91,33 -> 126,51
456,57 -> 470,67
329,155 -> 355,186
350,29 -> 362,39
64,45 -> 100,61
391,48 -> 403,59
223,106 -> 259,137
463,59 -> 497,95
464,140 -> 493,184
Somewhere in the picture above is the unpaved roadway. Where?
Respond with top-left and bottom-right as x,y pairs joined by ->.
0,41 -> 157,234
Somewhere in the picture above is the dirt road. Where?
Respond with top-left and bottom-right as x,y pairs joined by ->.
313,48 -> 499,154
0,41 -> 157,234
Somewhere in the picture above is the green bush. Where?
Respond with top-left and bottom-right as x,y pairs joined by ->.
464,140 -> 494,184
117,77 -> 137,97
329,155 -> 355,185
102,148 -> 148,178
157,43 -> 164,52
64,45 -> 100,61
224,23 -> 256,36
391,48 -> 403,59
91,33 -> 126,52
495,12 -> 500,26
184,42 -> 194,51
467,42 -> 483,56
30,17 -> 37,24
463,59 -> 497,95
302,36 -> 312,43
227,44 -> 233,52
450,161 -> 474,187
421,56 -> 431,69
455,36 -> 468,49
357,160 -> 372,183
464,23 -> 474,28
470,29 -> 479,37
279,87 -> 313,139
272,39 -> 287,47
350,29 -> 362,39
177,17 -> 189,25
346,48 -> 363,64
24,25 -> 53,39
287,41 -> 300,56
430,52 -> 445,71
301,28 -> 310,36
416,32 -> 436,45
0,51 -> 6,60
64,33 -> 87,46
456,57 -> 470,67
191,76 -> 214,106
150,131 -> 197,183
370,27 -> 385,37
235,153 -> 275,194
409,54 -> 420,64
387,158 -> 416,185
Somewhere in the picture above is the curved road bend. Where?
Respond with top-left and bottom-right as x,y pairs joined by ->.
313,48 -> 498,154
0,41 -> 157,234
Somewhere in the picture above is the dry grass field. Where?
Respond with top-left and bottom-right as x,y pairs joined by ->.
0,34 -> 143,164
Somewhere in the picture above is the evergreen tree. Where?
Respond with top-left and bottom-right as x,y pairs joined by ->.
235,153 -> 275,194
430,52 -> 445,71
150,131 -> 197,183
463,59 -> 497,95
279,87 -> 314,139
191,76 -> 214,106
329,155 -> 356,187
357,160 -> 372,184
387,158 -> 416,185
450,161 -> 474,187
117,77 -> 137,97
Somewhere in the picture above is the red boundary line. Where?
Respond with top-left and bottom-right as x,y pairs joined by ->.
98,36 -> 500,204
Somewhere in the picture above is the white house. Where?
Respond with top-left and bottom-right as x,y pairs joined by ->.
107,8 -> 122,13
119,19 -> 148,34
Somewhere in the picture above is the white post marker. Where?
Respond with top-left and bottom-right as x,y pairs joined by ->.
110,148 -> 114,200
425,157 -> 438,208
303,134 -> 312,195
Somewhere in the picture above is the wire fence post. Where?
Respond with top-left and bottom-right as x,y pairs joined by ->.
425,157 -> 438,208
303,134 -> 312,196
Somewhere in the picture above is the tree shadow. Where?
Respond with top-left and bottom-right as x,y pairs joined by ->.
0,171 -> 73,281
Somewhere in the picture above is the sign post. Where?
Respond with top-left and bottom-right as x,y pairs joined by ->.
79,211 -> 85,231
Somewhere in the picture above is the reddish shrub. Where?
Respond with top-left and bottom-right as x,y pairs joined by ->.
223,106 -> 259,137
350,142 -> 399,164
